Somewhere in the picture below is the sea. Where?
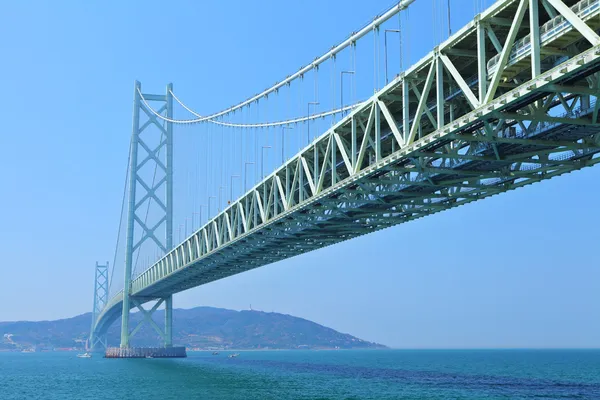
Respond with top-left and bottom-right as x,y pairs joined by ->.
1,349 -> 599,399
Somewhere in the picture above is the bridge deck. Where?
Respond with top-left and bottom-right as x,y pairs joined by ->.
95,0 -> 600,335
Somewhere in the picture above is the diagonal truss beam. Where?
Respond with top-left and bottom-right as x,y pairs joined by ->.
485,0 -> 529,103
440,54 -> 480,109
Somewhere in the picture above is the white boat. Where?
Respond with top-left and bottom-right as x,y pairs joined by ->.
228,353 -> 240,358
77,352 -> 92,358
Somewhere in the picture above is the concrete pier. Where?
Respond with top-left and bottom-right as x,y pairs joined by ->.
105,347 -> 186,358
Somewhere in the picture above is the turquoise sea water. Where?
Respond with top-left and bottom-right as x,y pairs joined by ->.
1,349 -> 599,399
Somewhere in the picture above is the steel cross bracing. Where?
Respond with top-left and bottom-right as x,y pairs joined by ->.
115,82 -> 175,349
94,0 -> 600,337
89,262 -> 109,351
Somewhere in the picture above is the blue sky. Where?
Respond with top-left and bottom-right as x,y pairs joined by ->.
1,0 -> 598,349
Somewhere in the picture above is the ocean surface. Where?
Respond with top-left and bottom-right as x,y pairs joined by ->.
1,349 -> 599,399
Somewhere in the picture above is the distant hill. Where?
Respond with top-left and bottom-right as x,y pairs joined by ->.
0,307 -> 386,351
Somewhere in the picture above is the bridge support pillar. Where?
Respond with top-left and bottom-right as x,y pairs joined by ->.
119,81 -> 174,349
164,295 -> 173,347
89,262 -> 109,352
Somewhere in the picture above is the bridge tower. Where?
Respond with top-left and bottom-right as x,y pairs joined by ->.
120,81 -> 174,349
89,262 -> 109,351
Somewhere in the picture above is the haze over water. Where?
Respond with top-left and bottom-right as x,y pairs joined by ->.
2,349 -> 599,399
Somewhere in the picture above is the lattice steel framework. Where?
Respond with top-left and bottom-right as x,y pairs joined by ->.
89,262 -> 108,351
119,81 -> 174,348
94,0 -> 600,337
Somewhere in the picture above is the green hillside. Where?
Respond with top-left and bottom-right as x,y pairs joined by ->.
0,307 -> 386,351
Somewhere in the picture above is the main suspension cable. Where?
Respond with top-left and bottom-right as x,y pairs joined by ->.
139,87 -> 363,128
167,0 -> 416,122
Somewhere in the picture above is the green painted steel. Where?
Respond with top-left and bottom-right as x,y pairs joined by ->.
89,262 -> 108,351
93,0 -> 600,338
116,82 -> 175,349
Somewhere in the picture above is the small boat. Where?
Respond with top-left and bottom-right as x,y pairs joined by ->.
212,351 -> 220,355
145,355 -> 154,359
228,353 -> 239,358
21,349 -> 35,353
77,353 -> 92,358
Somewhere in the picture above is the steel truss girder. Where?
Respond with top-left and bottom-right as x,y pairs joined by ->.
127,45 -> 599,299
133,56 -> 598,299
95,1 -> 600,333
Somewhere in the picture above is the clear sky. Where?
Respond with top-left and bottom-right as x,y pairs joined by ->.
1,0 -> 598,349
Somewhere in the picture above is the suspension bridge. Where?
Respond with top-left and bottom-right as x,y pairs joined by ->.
88,0 -> 600,355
